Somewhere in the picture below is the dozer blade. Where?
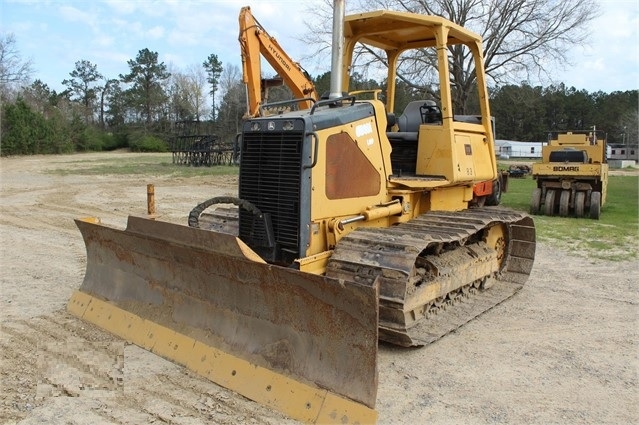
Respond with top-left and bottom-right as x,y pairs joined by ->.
67,216 -> 379,424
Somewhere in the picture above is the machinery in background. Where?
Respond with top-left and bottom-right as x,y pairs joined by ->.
531,129 -> 608,219
507,164 -> 531,178
169,120 -> 239,166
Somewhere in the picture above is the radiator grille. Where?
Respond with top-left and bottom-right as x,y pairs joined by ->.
239,130 -> 304,260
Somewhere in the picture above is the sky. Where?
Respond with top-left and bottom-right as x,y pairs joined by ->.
2,0 -> 638,95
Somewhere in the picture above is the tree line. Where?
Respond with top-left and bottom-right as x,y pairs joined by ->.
1,43 -> 636,157
1,41 -> 229,156
1,0 -> 637,157
490,85 -> 637,144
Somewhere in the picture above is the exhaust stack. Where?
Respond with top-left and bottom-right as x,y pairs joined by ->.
329,0 -> 346,99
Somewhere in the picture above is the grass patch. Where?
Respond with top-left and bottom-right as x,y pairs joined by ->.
48,153 -> 239,178
501,174 -> 638,261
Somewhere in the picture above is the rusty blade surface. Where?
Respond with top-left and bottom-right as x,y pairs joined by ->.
75,216 -> 379,408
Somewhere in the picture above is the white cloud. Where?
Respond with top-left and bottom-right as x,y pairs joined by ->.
163,53 -> 183,66
58,4 -> 95,25
600,3 -> 637,37
126,21 -> 146,38
147,26 -> 165,39
103,0 -> 137,15
94,34 -> 115,48
525,0 -> 638,91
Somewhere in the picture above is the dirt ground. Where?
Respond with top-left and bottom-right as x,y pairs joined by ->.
1,152 -> 637,425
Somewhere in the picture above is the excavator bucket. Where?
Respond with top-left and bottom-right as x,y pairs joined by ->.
67,216 -> 379,424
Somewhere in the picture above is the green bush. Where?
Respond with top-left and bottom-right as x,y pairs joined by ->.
2,100 -> 132,154
128,134 -> 168,152
104,132 -> 128,151
78,126 -> 105,151
73,127 -> 126,152
1,98 -> 74,155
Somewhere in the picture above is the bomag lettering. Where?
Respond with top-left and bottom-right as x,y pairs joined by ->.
553,166 -> 580,172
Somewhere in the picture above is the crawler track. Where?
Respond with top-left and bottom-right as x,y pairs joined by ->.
325,207 -> 536,346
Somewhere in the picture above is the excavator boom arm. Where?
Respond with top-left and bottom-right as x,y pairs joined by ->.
239,6 -> 318,117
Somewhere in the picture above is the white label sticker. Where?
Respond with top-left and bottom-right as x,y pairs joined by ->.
355,122 -> 373,137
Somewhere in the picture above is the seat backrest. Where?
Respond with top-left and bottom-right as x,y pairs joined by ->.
397,100 -> 439,132
397,101 -> 424,132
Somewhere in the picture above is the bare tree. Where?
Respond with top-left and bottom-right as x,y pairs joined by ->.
217,64 -> 244,140
0,33 -> 33,97
619,111 -> 638,146
21,80 -> 56,116
186,64 -> 209,121
165,64 -> 209,123
167,70 -> 195,122
300,0 -> 600,113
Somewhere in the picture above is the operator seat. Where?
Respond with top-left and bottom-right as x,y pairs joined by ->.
387,100 -> 441,142
387,100 -> 441,176
397,100 -> 432,131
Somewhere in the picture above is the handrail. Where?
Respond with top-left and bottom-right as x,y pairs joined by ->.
258,97 -> 316,116
310,95 -> 356,115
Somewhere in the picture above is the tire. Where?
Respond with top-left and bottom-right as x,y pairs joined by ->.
544,190 -> 556,216
486,178 -> 502,206
574,191 -> 585,217
590,191 -> 601,219
530,188 -> 542,214
559,190 -> 571,217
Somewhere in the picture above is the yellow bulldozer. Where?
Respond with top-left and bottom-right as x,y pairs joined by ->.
530,129 -> 608,219
68,2 -> 536,423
